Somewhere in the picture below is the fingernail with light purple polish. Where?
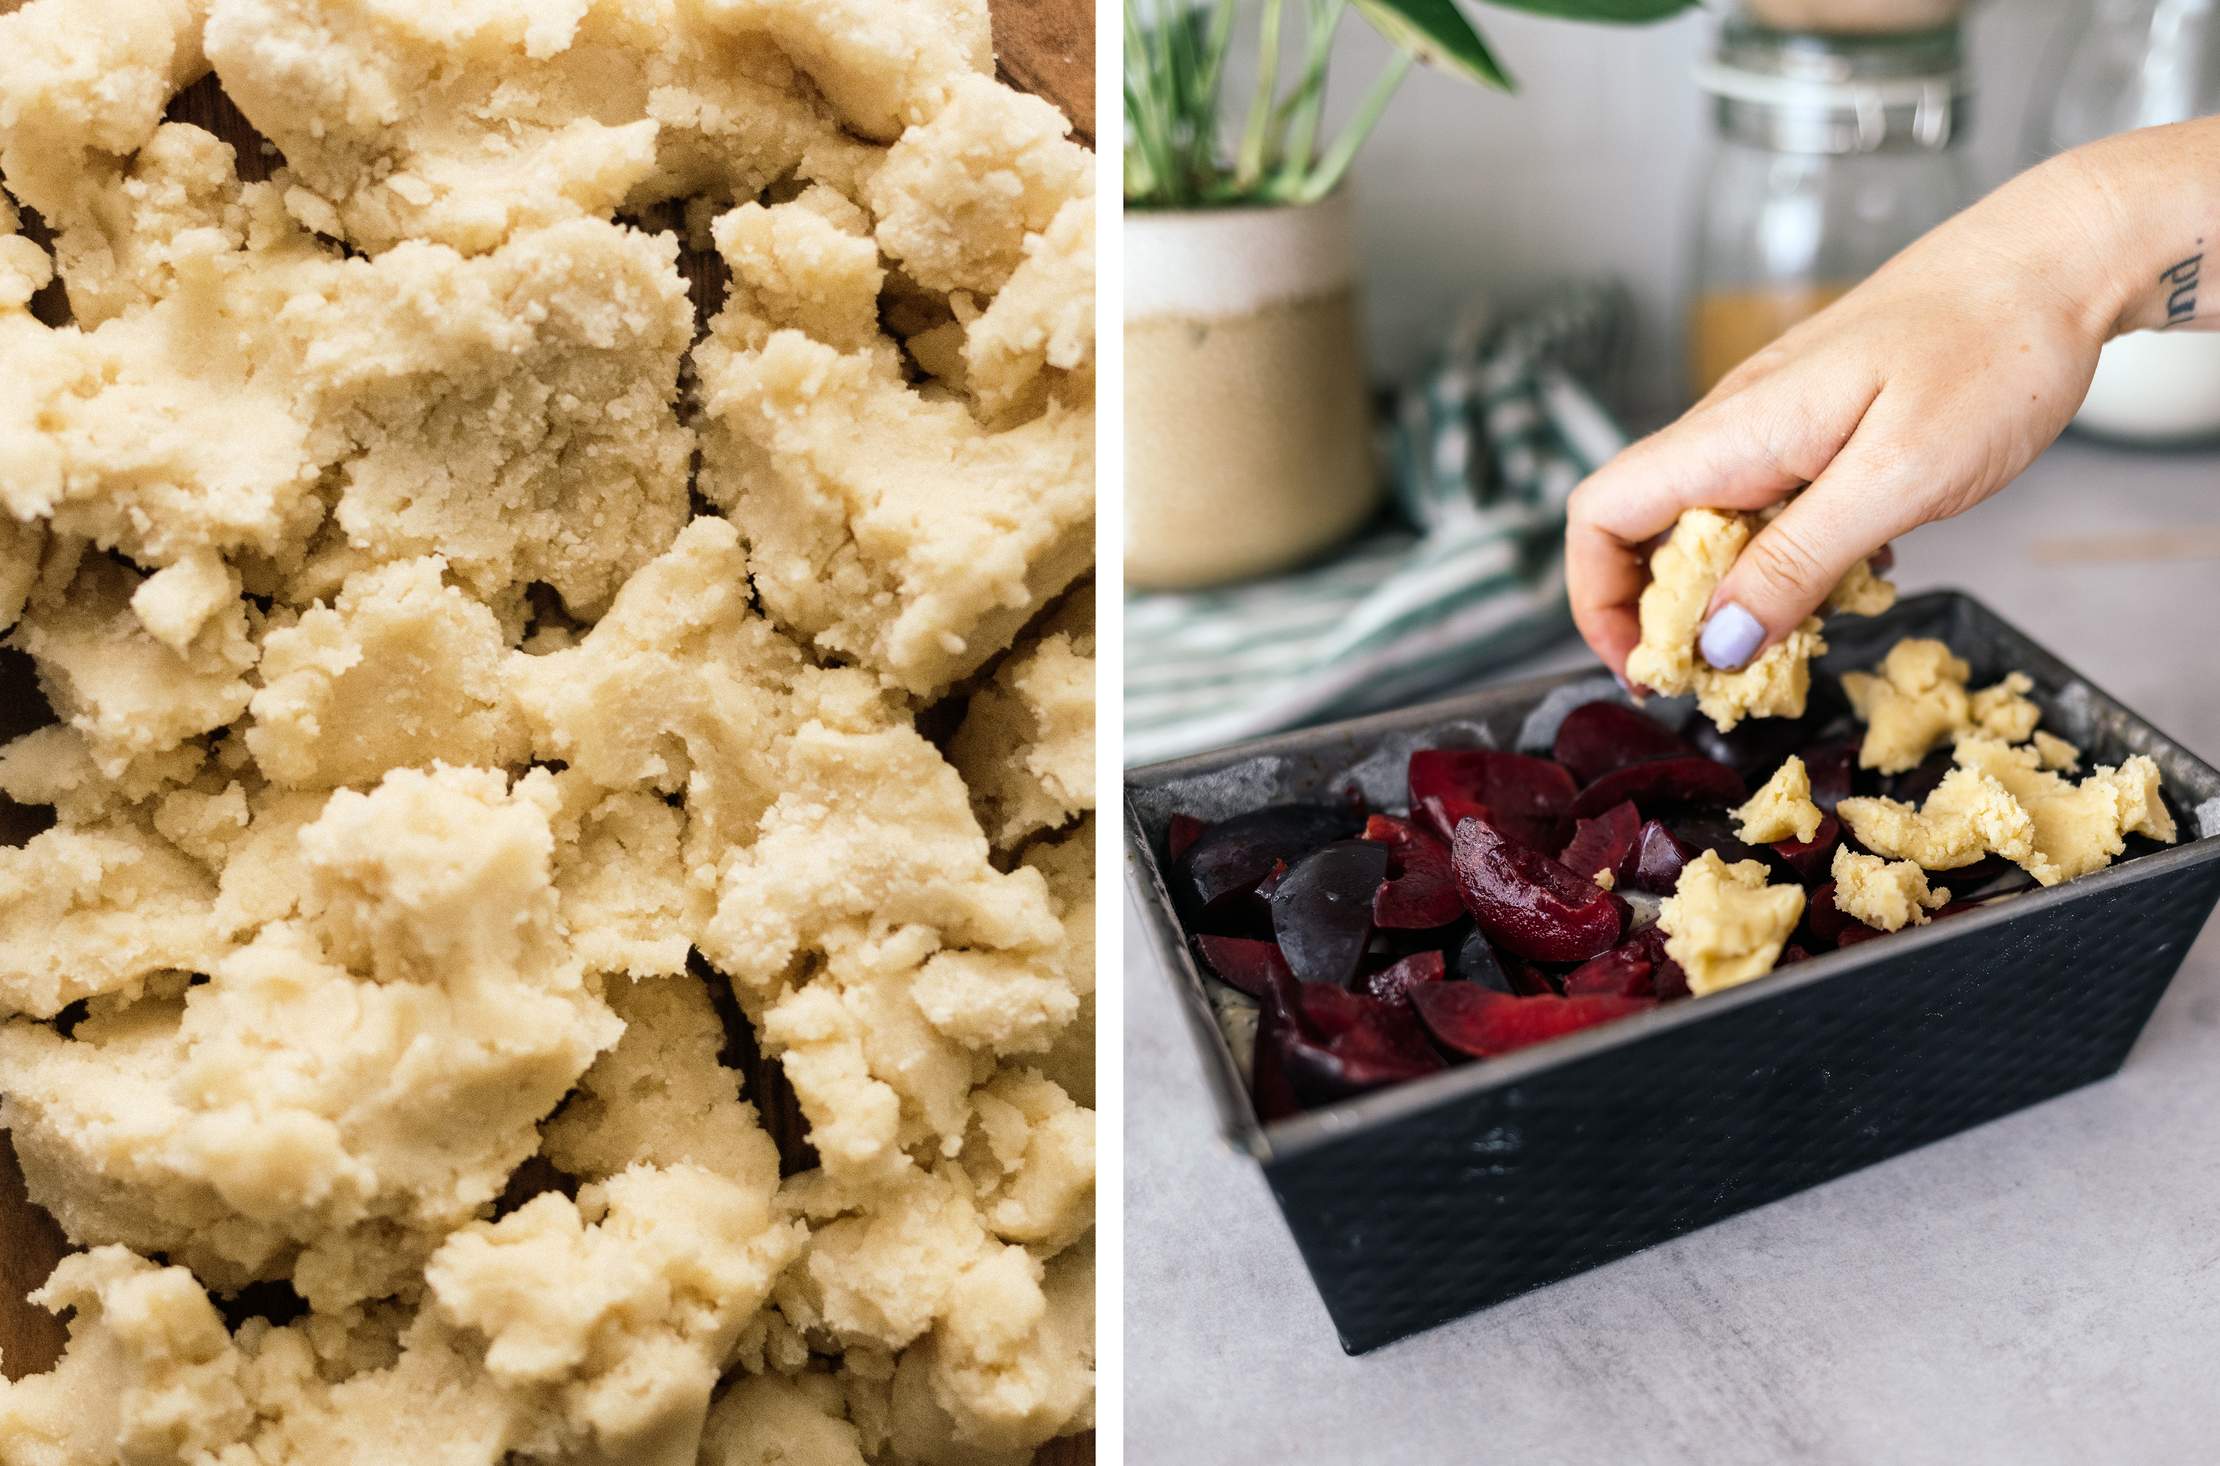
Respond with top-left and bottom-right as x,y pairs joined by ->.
1699,603 -> 1764,671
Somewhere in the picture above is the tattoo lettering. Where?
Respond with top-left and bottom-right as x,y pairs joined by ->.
2161,248 -> 2202,327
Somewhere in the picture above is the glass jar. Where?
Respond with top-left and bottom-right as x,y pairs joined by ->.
2028,0 -> 2220,445
1687,23 -> 1971,398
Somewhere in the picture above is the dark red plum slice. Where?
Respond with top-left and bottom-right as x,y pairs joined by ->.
1363,950 -> 1447,1009
1772,814 -> 1841,883
1559,800 -> 1640,884
1887,751 -> 1955,807
1561,940 -> 1655,998
1360,814 -> 1462,929
1668,812 -> 1768,869
1280,983 -> 1446,1103
1269,840 -> 1390,986
1572,755 -> 1746,819
1806,881 -> 1876,949
1252,1005 -> 1303,1122
1167,813 -> 1208,864
1688,680 -> 1850,776
1801,741 -> 1858,815
1194,935 -> 1294,1000
1409,748 -> 1577,852
1450,815 -> 1626,962
1628,818 -> 1695,895
1777,943 -> 1813,967
1411,982 -> 1654,1060
1551,701 -> 1694,786
1413,790 -> 1494,848
1453,930 -> 1517,993
1176,803 -> 1360,924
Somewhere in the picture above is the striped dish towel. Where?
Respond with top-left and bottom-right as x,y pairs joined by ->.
1125,283 -> 1633,765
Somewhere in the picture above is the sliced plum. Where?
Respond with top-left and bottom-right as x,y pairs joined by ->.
1642,926 -> 1692,1001
1628,818 -> 1695,895
1572,755 -> 1746,819
1409,748 -> 1577,852
1688,681 -> 1851,776
1411,982 -> 1654,1060
1800,741 -> 1857,816
1194,935 -> 1294,1000
1252,1005 -> 1302,1123
1806,881 -> 1876,949
1167,813 -> 1208,864
1771,814 -> 1841,883
1450,814 -> 1626,963
1280,982 -> 1446,1104
1559,800 -> 1640,885
1668,812 -> 1768,869
1360,814 -> 1462,929
1551,701 -> 1694,786
1561,939 -> 1655,998
1364,950 -> 1447,1009
1269,840 -> 1390,986
1887,751 -> 1955,808
1453,929 -> 1517,994
1176,803 -> 1359,924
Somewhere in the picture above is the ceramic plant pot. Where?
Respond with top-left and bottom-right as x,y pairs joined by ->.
1124,192 -> 1381,590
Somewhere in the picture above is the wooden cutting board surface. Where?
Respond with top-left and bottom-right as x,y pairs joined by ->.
0,7 -> 1095,1462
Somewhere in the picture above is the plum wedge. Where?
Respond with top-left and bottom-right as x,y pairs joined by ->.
1450,815 -> 1626,962
1552,701 -> 1694,785
1270,840 -> 1390,985
1360,815 -> 1462,928
1176,803 -> 1359,923
1411,982 -> 1654,1060
1408,748 -> 1576,852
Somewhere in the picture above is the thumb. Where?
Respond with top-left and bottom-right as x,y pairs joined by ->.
1697,446 -> 1922,671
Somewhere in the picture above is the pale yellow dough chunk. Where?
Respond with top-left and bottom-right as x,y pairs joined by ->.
0,1 -> 1097,1455
1841,638 -> 2050,774
2032,729 -> 2082,773
247,557 -> 526,790
1830,846 -> 1950,932
1732,754 -> 1825,845
1837,767 -> 2039,873
1953,735 -> 2175,885
1624,507 -> 1896,733
1658,851 -> 1806,996
949,592 -> 1097,850
0,768 -> 618,1307
0,816 -> 227,1019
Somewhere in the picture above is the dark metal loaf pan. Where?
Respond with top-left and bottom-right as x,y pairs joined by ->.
1125,590 -> 2220,1354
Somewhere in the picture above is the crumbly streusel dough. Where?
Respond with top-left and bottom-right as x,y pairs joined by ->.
1838,737 -> 2173,886
1830,847 -> 1949,932
0,1 -> 1094,1459
1840,638 -> 2047,774
1658,850 -> 1806,996
1625,507 -> 1897,733
1732,754 -> 1824,845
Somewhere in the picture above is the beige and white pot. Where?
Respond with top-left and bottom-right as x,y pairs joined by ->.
1124,192 -> 1382,591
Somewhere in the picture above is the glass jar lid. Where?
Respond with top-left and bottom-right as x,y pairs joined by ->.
1697,21 -> 1969,154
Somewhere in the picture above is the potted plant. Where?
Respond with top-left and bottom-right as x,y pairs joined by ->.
1124,0 -> 1694,591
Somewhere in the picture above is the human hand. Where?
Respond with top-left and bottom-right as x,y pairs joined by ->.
1567,120 -> 2220,681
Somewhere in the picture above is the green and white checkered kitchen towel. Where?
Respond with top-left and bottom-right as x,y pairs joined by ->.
1125,283 -> 1633,765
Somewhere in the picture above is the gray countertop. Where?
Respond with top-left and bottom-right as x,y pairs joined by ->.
1122,437 -> 2220,1466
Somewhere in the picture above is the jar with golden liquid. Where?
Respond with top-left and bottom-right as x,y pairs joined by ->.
1687,22 -> 1971,399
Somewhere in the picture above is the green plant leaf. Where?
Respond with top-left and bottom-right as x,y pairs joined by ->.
1481,0 -> 1695,20
1352,0 -> 1513,90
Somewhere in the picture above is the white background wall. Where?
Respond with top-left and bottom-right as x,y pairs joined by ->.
1313,1 -> 2075,411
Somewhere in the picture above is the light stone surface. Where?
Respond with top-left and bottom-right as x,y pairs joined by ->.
1124,437 -> 2220,1465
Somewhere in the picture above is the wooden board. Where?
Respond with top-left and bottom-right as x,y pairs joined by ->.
0,7 -> 1096,1462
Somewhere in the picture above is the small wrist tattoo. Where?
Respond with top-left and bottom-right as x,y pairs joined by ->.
2161,244 -> 2203,327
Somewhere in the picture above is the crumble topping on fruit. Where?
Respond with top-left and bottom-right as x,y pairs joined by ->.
1840,638 -> 2045,774
1656,851 -> 1806,996
1829,847 -> 1949,932
1732,753 -> 1825,845
1625,507 -> 1898,733
0,0 -> 1095,1460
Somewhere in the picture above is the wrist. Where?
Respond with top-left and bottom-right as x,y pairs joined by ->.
2044,117 -> 2220,339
